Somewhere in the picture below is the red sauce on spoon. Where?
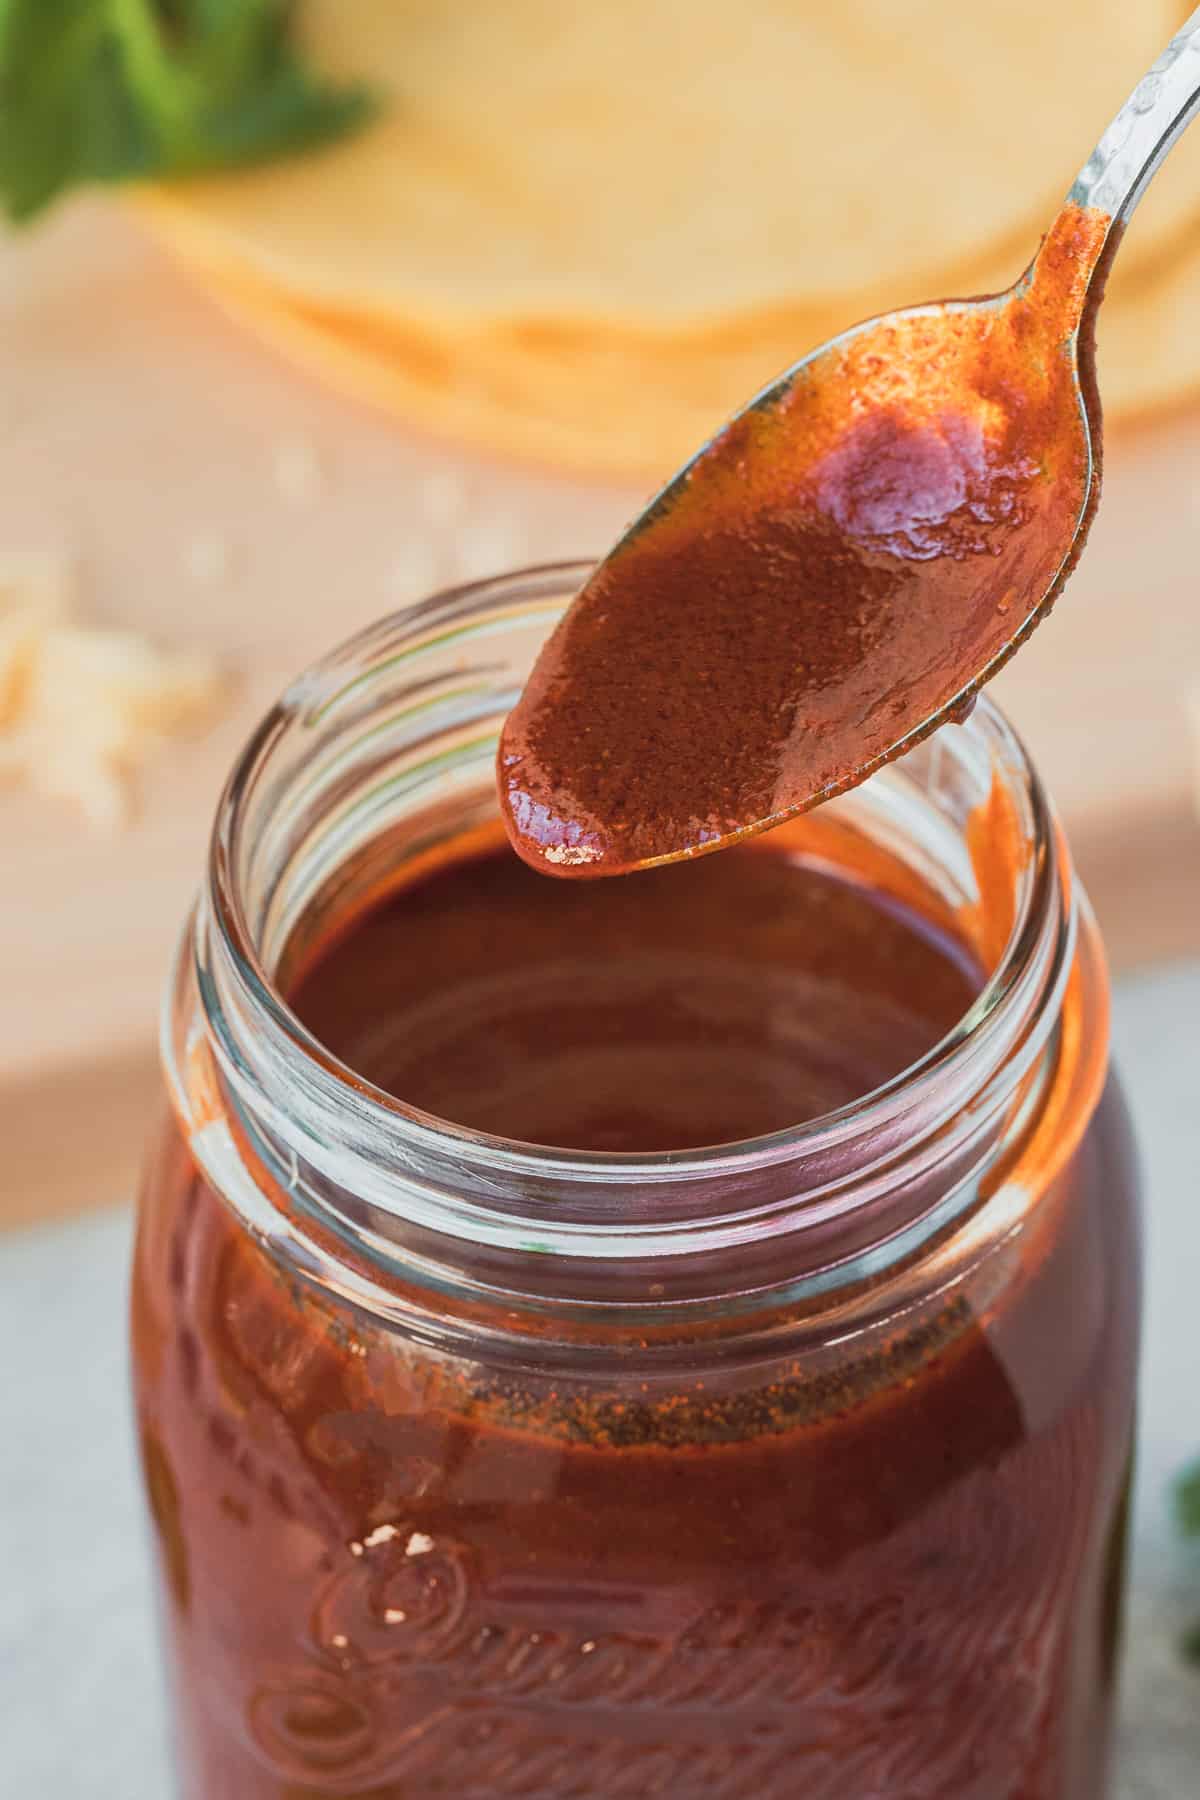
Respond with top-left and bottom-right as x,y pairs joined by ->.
499,205 -> 1111,877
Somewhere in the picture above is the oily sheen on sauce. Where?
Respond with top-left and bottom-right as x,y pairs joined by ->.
498,207 -> 1108,876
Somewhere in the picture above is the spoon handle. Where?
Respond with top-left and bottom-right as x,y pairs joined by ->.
1069,5 -> 1200,226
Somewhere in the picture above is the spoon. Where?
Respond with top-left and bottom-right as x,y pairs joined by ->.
499,11 -> 1200,878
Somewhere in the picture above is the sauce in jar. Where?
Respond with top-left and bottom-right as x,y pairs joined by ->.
287,828 -> 981,1150
131,571 -> 1141,1799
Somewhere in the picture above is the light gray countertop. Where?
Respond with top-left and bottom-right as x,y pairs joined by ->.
2,964 -> 1198,1797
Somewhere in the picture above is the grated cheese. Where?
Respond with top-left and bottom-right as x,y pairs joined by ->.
0,554 -> 223,830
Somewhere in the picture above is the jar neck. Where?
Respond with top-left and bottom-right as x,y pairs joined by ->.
166,565 -> 1102,1343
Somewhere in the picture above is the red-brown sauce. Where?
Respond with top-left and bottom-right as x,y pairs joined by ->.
288,831 -> 980,1150
498,205 -> 1110,876
133,828 -> 1140,1798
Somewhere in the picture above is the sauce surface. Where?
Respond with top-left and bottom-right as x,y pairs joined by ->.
499,205 -> 1109,876
289,828 -> 981,1151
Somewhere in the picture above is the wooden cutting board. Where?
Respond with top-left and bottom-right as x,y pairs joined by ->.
2,200 -> 1197,1227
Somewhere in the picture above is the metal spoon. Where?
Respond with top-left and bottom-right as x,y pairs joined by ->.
500,10 -> 1200,878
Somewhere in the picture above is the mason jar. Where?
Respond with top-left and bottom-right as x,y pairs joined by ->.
131,563 -> 1141,1799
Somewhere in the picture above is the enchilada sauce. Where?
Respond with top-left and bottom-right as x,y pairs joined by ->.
132,824 -> 1139,1798
497,206 -> 1110,877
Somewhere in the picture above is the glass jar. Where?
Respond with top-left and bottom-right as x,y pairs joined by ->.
131,564 -> 1141,1800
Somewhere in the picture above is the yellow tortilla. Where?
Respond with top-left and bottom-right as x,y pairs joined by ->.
148,1 -> 1198,326
161,214 -> 1200,478
141,2 -> 1200,470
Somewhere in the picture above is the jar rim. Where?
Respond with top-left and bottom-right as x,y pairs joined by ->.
199,562 -> 1070,1210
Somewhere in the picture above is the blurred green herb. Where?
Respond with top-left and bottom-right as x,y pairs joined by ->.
1176,1459 -> 1200,1665
0,0 -> 376,223
1178,1461 -> 1200,1537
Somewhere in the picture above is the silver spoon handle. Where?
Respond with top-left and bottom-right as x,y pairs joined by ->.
1070,5 -> 1200,224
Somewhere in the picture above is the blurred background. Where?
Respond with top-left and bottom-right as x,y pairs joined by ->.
0,5 -> 1198,1792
